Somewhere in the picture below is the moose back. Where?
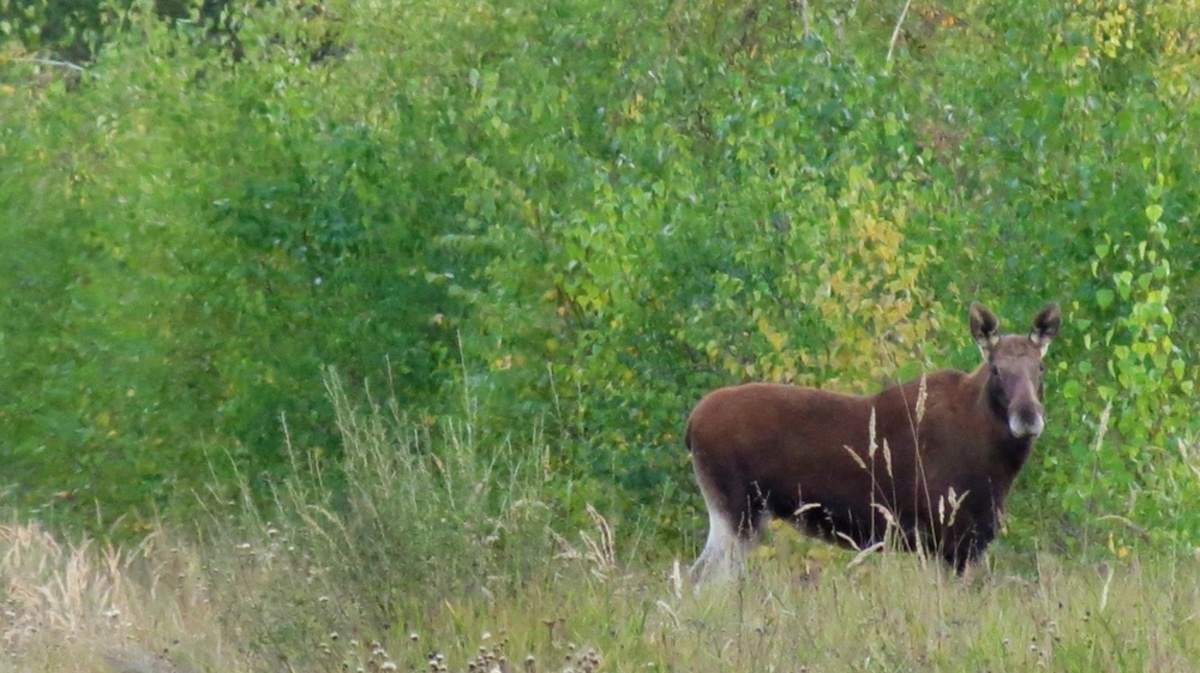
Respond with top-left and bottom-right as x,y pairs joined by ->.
686,302 -> 1061,580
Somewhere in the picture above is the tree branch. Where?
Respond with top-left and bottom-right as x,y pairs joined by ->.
886,0 -> 914,64
23,57 -> 87,73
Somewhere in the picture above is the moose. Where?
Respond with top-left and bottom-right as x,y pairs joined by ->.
686,302 -> 1061,580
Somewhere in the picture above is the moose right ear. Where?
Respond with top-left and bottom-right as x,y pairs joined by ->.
1030,303 -> 1061,355
969,302 -> 1001,357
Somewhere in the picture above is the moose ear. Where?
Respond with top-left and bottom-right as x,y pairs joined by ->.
969,302 -> 1001,357
1030,303 -> 1061,355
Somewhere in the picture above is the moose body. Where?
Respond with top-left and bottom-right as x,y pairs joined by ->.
687,303 -> 1061,579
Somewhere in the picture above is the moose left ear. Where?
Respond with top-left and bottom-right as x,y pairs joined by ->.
1030,303 -> 1061,355
969,302 -> 1001,357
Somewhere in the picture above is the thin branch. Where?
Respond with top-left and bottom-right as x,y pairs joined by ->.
886,0 -> 914,64
798,0 -> 812,40
22,57 -> 87,73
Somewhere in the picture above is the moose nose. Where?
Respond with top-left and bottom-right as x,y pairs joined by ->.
1009,404 -> 1045,438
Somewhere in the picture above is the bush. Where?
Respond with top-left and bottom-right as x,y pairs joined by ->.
1,0 -> 1197,555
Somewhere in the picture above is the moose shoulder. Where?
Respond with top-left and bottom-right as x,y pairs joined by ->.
686,302 -> 1061,580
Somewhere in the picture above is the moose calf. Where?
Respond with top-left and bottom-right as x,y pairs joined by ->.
686,302 -> 1061,580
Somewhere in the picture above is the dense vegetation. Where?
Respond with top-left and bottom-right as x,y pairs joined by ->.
2,0 -> 1197,562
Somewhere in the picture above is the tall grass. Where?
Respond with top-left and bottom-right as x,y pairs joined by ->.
195,373 -> 562,666
3,383 -> 1199,672
0,521 -> 239,672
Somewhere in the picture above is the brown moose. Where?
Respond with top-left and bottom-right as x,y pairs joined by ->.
686,302 -> 1061,580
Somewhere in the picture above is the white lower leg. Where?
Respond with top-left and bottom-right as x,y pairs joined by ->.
691,507 -> 749,582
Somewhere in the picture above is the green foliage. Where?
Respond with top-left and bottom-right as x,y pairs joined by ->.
0,0 -> 243,63
1046,175 -> 1198,551
1,0 -> 462,532
0,0 -> 106,61
1,0 -> 1198,554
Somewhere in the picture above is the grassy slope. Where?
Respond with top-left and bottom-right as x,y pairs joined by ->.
4,386 -> 1198,672
3,519 -> 1199,673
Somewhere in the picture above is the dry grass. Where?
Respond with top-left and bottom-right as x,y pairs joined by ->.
3,512 -> 1199,673
670,550 -> 1200,671
0,521 -> 244,673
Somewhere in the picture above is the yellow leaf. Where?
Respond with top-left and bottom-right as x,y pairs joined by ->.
758,317 -> 787,352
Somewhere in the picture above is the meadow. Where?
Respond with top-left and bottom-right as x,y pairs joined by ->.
4,384 -> 1198,673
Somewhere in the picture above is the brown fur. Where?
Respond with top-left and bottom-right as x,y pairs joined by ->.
686,303 -> 1061,578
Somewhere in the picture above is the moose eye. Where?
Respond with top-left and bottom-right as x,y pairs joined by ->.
1039,362 -> 1046,372
990,365 -> 1000,377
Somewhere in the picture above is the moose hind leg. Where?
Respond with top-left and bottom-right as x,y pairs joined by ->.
690,482 -> 761,582
691,499 -> 755,581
